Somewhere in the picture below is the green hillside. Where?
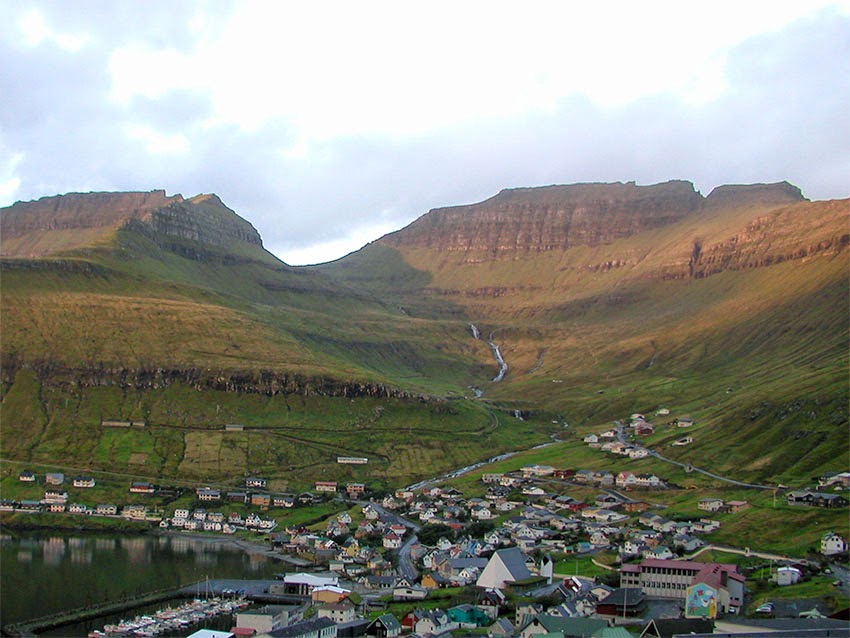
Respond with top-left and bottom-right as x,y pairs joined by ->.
1,185 -> 847,490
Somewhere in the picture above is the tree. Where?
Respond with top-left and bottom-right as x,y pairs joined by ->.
418,523 -> 455,546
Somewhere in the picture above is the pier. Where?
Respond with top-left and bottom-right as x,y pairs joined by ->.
1,579 -> 305,637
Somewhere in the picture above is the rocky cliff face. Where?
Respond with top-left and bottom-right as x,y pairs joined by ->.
144,194 -> 262,248
382,180 -> 706,254
0,190 -> 263,257
1,190 -> 178,235
381,180 -> 811,257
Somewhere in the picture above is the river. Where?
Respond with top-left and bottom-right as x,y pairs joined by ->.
0,531 -> 283,636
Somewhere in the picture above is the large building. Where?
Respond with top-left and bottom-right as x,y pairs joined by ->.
476,547 -> 533,590
620,559 -> 745,616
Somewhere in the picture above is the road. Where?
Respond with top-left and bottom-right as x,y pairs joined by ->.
614,422 -> 778,490
367,503 -> 421,581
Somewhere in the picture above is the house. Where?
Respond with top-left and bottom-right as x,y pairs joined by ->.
775,566 -> 802,586
595,587 -> 647,617
382,532 -> 403,550
273,494 -> 295,508
18,471 -> 36,482
346,483 -> 365,496
640,618 -> 713,637
677,417 -> 694,427
274,573 -> 339,596
635,474 -> 663,488
131,482 -> 156,494
414,608 -> 453,636
672,534 -> 705,553
488,617 -> 514,637
68,503 -> 88,514
196,487 -> 221,501
476,547 -> 533,590
366,614 -> 401,638
821,531 -> 848,555
698,498 -> 725,512
43,490 -> 69,503
245,477 -> 268,489
726,500 -> 749,513
787,490 -> 849,508
643,546 -> 674,560
316,598 -> 357,624
479,588 -> 505,619
236,604 -> 291,634
471,506 -> 494,520
518,615 -> 607,638
818,471 -> 850,489
96,503 -> 118,515
251,493 -> 272,508
122,504 -> 147,520
392,584 -> 428,601
263,617 -> 337,638
421,572 -> 451,590
447,604 -> 490,627
315,481 -> 338,493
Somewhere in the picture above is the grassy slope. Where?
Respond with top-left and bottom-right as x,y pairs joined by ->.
319,198 -> 849,485
1,194 -> 847,492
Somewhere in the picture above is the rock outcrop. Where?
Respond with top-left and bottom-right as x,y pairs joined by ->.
0,190 -> 263,258
382,180 -> 706,254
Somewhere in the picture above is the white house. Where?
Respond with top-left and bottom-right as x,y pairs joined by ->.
821,532 -> 848,555
775,566 -> 802,586
383,532 -> 403,550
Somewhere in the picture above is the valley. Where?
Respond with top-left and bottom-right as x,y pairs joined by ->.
0,180 -> 847,557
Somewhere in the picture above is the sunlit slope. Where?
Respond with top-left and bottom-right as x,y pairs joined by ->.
320,187 -> 849,482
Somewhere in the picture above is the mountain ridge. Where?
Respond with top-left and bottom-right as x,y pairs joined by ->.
0,179 -> 847,488
0,189 -> 266,260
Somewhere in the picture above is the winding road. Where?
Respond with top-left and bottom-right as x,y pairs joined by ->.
614,422 -> 779,490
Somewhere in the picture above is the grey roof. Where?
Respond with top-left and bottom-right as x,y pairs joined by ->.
641,617 -> 713,637
449,557 -> 488,569
717,617 -> 850,631
369,613 -> 401,632
267,617 -> 336,638
495,547 -> 533,580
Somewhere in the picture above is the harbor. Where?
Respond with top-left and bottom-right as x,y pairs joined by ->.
88,596 -> 251,637
1,579 -> 307,638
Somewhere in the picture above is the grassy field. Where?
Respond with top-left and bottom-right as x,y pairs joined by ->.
1,374 -> 558,489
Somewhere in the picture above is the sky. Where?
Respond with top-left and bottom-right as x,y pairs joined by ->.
1,2 -> 848,265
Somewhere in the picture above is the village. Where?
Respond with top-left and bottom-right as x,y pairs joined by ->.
2,412 -> 849,638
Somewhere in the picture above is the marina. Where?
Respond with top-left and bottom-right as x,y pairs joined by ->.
88,596 -> 251,637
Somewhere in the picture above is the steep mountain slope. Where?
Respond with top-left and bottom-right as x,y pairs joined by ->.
319,180 -> 849,482
1,182 -> 847,487
1,191 -> 514,487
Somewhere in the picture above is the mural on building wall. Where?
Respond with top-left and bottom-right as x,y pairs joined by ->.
686,582 -> 718,619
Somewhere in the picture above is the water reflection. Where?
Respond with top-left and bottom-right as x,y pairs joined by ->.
1,532 -> 281,631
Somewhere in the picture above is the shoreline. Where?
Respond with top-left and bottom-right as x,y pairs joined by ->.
1,518 -> 314,568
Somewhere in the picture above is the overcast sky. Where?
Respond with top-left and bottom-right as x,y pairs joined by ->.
1,1 -> 848,264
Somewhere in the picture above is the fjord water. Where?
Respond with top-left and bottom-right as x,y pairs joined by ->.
0,532 -> 280,634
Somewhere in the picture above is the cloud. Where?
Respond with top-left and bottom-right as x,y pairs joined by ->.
0,2 -> 848,265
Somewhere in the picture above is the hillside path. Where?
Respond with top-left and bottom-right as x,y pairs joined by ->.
615,422 -> 778,490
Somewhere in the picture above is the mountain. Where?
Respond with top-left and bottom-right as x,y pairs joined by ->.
1,182 -> 847,488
